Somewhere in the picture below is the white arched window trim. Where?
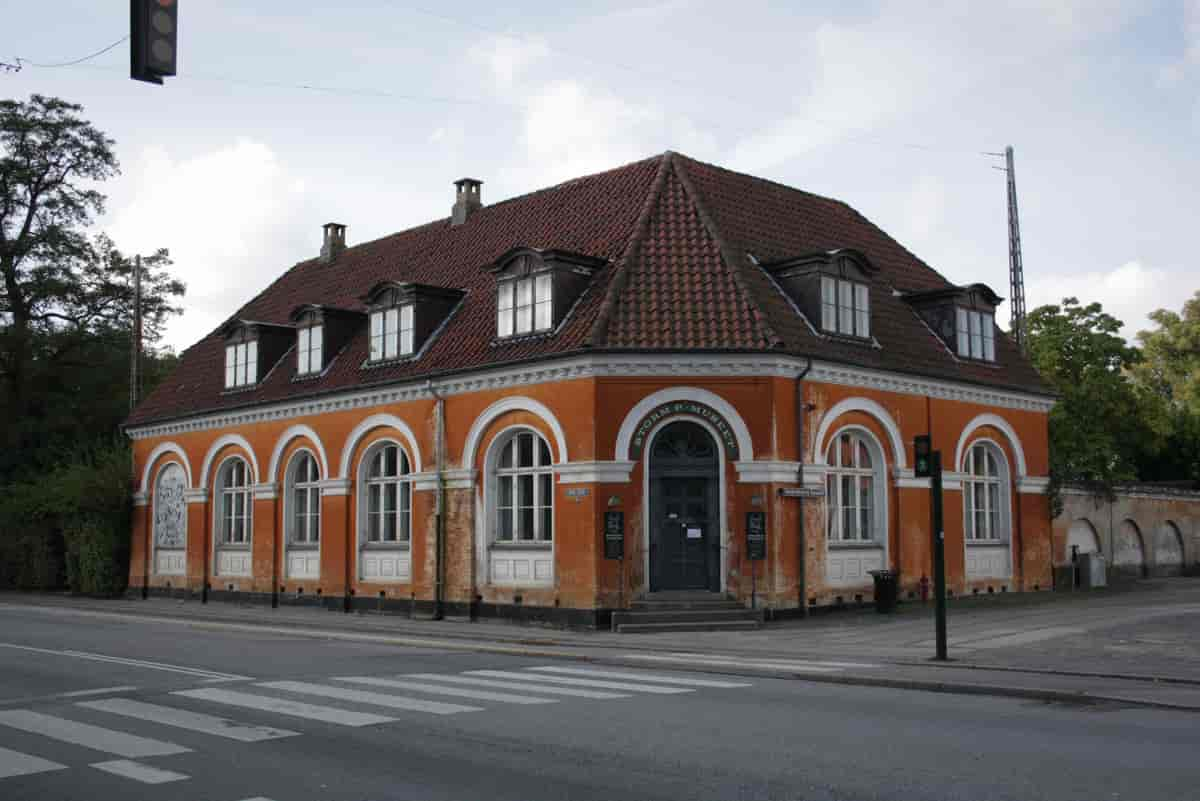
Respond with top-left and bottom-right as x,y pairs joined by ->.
961,437 -> 1014,580
822,425 -> 889,587
283,448 -> 322,581
478,425 -> 556,588
212,455 -> 253,578
355,438 -> 414,583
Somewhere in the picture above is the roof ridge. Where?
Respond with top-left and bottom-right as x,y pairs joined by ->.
671,154 -> 783,349
587,152 -> 673,347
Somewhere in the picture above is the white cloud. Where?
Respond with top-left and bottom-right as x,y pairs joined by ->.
106,140 -> 313,352
479,34 -> 550,91
900,175 -> 946,243
1026,260 -> 1182,338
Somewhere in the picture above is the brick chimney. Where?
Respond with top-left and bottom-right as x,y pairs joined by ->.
320,222 -> 346,263
451,178 -> 483,227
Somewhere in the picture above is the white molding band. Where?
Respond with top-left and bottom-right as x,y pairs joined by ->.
412,468 -> 478,491
126,354 -> 1054,441
812,397 -> 908,470
1017,476 -> 1051,494
461,396 -> 569,469
893,467 -> 931,490
252,482 -> 279,501
556,461 -> 636,484
183,488 -> 208,504
132,492 -> 149,507
337,413 -> 423,479
733,460 -> 802,484
955,413 -> 1029,478
138,442 -> 194,495
614,386 -> 755,462
317,478 -> 352,496
199,434 -> 260,489
267,424 -> 331,482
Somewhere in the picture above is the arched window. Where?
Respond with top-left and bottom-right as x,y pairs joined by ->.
216,457 -> 252,545
362,443 -> 412,544
963,442 -> 1008,542
287,451 -> 321,544
493,430 -> 553,543
153,462 -> 187,575
825,430 -> 880,542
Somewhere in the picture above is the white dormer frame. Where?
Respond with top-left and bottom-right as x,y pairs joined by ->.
224,327 -> 259,389
295,311 -> 324,376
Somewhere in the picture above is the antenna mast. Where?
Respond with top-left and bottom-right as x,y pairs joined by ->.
130,254 -> 142,411
1004,146 -> 1027,353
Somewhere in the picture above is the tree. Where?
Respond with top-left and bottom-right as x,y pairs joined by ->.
0,95 -> 184,479
1026,298 -> 1167,498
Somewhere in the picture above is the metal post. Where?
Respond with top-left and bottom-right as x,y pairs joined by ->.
931,451 -> 948,661
1005,146 -> 1027,354
130,254 -> 142,412
751,559 -> 757,611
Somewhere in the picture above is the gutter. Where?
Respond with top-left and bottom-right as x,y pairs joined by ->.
795,357 -> 813,616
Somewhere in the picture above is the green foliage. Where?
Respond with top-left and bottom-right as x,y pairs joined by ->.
1133,290 -> 1200,414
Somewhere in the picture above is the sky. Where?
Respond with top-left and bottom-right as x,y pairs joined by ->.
4,0 -> 1198,352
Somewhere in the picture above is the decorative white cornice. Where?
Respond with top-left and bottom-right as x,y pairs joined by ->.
941,470 -> 965,491
556,461 -> 636,484
1017,476 -> 1051,494
132,492 -> 149,507
893,467 -> 931,490
126,353 -> 1055,441
317,478 -> 352,496
252,482 -> 278,501
183,488 -> 208,504
412,469 -> 478,491
734,460 -> 802,484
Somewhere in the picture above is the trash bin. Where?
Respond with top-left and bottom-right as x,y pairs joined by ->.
869,569 -> 899,613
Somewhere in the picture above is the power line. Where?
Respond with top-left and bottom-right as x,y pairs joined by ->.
16,34 -> 128,69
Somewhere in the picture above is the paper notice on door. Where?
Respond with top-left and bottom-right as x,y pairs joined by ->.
686,528 -> 702,539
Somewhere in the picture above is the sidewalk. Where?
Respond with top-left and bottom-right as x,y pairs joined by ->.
3,578 -> 1199,712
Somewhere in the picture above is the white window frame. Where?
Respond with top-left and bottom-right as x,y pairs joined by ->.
224,340 -> 258,388
962,441 -> 1010,543
824,429 -> 883,543
359,441 -> 413,546
497,273 -> 553,338
370,304 -> 414,362
152,462 -> 188,576
956,308 -> 996,362
491,429 -> 554,544
216,457 -> 252,545
819,276 -> 870,338
286,450 -> 321,545
296,323 -> 323,376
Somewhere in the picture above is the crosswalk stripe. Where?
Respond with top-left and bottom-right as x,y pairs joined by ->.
0,745 -> 67,779
335,676 -> 558,705
466,670 -> 695,695
78,698 -> 300,742
90,759 -> 188,784
404,674 -> 628,700
527,666 -> 753,688
0,643 -> 249,681
0,710 -> 189,758
172,687 -> 394,727
258,681 -> 482,716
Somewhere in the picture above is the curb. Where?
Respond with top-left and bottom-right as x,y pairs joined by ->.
904,660 -> 1200,688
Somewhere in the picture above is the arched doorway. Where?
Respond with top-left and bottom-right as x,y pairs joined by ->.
648,420 -> 720,592
1114,520 -> 1147,578
1155,522 -> 1185,576
1065,519 -> 1100,563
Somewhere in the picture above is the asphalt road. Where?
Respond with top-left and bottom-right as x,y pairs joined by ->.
0,605 -> 1197,801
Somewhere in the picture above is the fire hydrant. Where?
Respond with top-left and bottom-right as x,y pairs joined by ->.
919,574 -> 931,604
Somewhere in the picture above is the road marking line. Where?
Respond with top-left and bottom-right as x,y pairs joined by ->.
625,653 -> 878,672
0,745 -> 67,779
173,687 -> 394,727
660,653 -> 880,669
404,674 -> 628,700
336,676 -> 558,705
527,666 -> 752,688
0,710 -> 189,758
236,797 -> 280,801
90,759 -> 188,784
0,643 -> 249,681
78,698 -> 299,742
56,686 -> 138,698
259,681 -> 482,715
466,670 -> 694,694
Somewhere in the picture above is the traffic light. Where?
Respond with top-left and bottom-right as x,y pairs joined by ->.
913,434 -> 932,478
131,0 -> 178,85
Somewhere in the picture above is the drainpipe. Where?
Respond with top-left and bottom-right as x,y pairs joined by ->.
428,380 -> 447,620
795,357 -> 813,617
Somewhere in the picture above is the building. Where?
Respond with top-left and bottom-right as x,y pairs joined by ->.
125,151 -> 1055,627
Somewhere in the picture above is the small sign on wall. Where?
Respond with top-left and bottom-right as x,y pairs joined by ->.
604,511 -> 624,560
746,511 -> 766,561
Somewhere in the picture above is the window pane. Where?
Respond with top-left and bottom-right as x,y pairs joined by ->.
498,281 -> 514,310
535,300 -> 552,331
538,439 -> 551,466
400,483 -> 411,542
964,492 -> 975,539
982,320 -> 995,361
499,440 -> 513,469
969,312 -> 982,359
518,509 -> 534,541
400,329 -> 414,356
384,308 -> 399,358
497,283 -> 514,337
825,474 -> 837,540
311,326 -> 322,371
498,506 -> 513,541
541,506 -> 553,542
539,473 -> 552,508
515,303 -> 532,334
857,440 -> 871,469
384,445 -> 397,476
518,434 -> 534,467
400,304 -> 413,332
838,434 -> 852,468
841,475 -> 855,540
838,281 -> 854,335
535,273 -> 552,303
309,488 -> 321,542
246,341 -> 257,384
860,475 -> 873,541
854,284 -> 869,337
225,346 -> 236,387
297,328 -> 309,372
498,475 -> 513,509
370,312 -> 383,360
519,474 -> 534,508
956,308 -> 970,357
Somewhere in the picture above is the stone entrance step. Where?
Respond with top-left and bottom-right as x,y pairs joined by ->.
614,592 -> 764,633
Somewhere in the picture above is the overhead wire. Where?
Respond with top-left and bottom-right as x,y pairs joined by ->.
15,34 -> 128,69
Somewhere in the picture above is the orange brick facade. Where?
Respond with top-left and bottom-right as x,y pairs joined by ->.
128,357 -> 1053,625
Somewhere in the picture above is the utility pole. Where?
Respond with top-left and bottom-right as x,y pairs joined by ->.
1004,146 -> 1027,354
129,254 -> 142,411
914,435 -> 948,661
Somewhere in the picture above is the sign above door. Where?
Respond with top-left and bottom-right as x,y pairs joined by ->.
628,401 -> 741,460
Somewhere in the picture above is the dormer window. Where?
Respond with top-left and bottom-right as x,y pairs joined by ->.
362,282 -> 464,364
296,317 -> 323,376
225,337 -> 258,389
820,276 -> 870,338
489,248 -> 606,340
369,304 -> 413,360
956,308 -> 996,361
765,249 -> 876,342
498,273 -> 552,337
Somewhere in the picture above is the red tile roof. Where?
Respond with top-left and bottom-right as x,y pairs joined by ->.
127,152 -> 1047,428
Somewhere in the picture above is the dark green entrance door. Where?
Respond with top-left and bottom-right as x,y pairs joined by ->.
649,421 -> 719,592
